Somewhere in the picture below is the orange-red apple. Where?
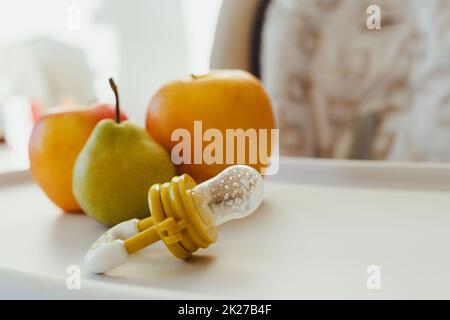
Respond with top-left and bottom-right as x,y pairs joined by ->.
29,104 -> 127,212
146,70 -> 276,182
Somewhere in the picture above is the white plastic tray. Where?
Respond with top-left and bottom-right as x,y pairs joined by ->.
1,157 -> 450,299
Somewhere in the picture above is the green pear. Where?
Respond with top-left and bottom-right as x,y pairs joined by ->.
72,79 -> 175,226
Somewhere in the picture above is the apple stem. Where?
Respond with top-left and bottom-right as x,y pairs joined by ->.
109,78 -> 121,124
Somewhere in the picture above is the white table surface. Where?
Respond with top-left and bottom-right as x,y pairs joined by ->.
1,158 -> 450,299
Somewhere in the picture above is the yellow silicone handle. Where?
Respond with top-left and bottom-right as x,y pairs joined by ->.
137,216 -> 154,231
122,174 -> 217,259
124,225 -> 160,254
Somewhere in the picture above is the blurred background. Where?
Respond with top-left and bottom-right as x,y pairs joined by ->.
1,0 -> 450,172
0,0 -> 222,171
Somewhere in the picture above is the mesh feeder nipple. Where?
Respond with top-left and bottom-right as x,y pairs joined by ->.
190,165 -> 264,226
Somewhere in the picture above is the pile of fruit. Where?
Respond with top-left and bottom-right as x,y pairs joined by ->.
28,70 -> 275,226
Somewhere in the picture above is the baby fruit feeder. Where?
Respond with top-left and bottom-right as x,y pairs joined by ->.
85,165 -> 264,273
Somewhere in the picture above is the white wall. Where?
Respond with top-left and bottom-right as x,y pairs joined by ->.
0,0 -> 222,123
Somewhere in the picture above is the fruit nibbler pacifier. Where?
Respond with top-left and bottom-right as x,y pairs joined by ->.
85,165 -> 263,273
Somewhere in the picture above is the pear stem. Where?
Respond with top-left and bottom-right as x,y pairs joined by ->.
109,78 -> 121,124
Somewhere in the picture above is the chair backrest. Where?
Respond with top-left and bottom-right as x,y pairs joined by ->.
210,0 -> 263,73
